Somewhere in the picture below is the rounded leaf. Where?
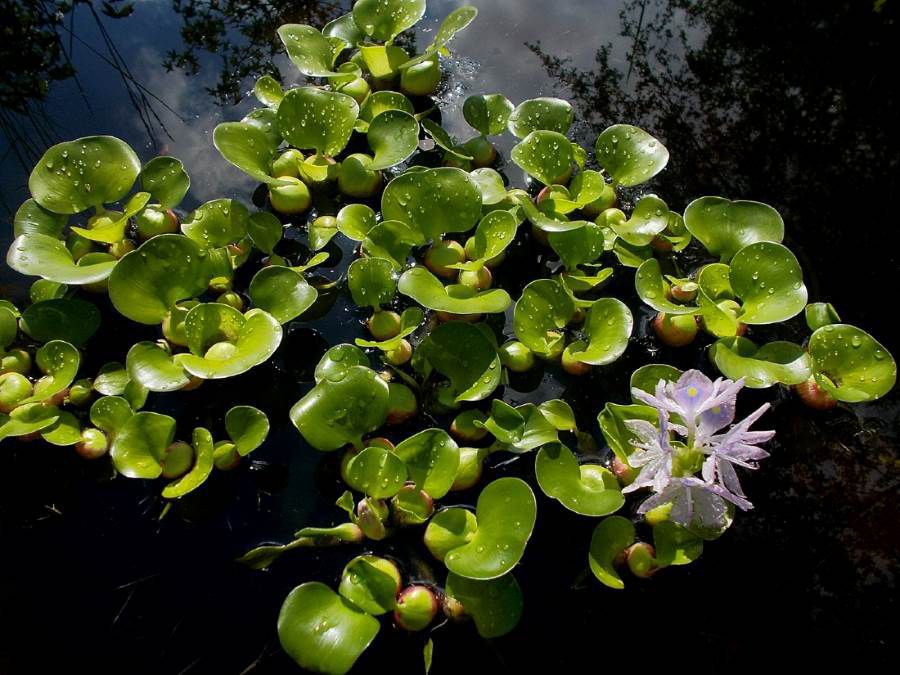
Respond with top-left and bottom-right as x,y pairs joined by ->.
89,396 -> 133,435
393,428 -> 460,498
463,94 -> 514,136
181,198 -> 250,248
588,516 -> 635,589
41,411 -> 82,446
7,233 -> 116,284
110,411 -> 176,479
249,266 -> 317,324
347,257 -> 396,309
445,572 -> 523,638
126,341 -> 190,392
278,24 -> 342,77
353,0 -> 425,42
367,109 -> 419,170
564,298 -> 632,365
507,97 -> 573,138
25,340 -> 80,404
336,203 -> 377,241
417,322 -> 502,402
511,130 -> 573,185
20,298 -> 100,346
470,168 -> 507,205
214,122 -> 286,186
809,324 -> 897,402
225,405 -> 269,456
338,556 -> 400,616
595,124 -> 668,187
398,267 -> 511,314
635,259 -> 701,315
710,337 -> 812,388
382,168 -> 482,240
729,242 -> 807,324
684,197 -> 784,262
163,427 -> 215,499
13,198 -> 67,237
536,443 -> 624,516
345,446 -> 407,498
140,156 -> 190,208
513,278 -> 575,356
277,87 -> 358,157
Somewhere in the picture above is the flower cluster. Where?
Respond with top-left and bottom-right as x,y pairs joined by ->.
623,370 -> 775,530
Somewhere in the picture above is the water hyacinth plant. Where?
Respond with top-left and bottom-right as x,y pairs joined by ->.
1,1 -> 897,673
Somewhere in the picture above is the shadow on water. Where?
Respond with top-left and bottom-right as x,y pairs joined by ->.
1,1 -> 898,673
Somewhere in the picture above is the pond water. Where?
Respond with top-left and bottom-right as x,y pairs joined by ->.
1,0 -> 898,672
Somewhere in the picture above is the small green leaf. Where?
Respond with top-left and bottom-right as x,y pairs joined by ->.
367,109 -> 420,170
24,340 -> 80,404
729,242 -> 807,324
345,446 -> 407,497
89,396 -> 133,436
214,122 -> 288,186
507,98 -> 573,138
181,198 -> 250,248
513,278 -> 574,356
450,210 -> 517,271
0,404 -> 60,441
548,222 -> 605,269
805,302 -> 841,331
608,194 -> 668,247
445,572 -> 523,638
393,428 -> 460,498
684,197 -> 784,262
348,257 -> 396,309
398,267 -> 511,314
653,521 -> 703,567
225,405 -> 269,456
809,324 -> 897,402
338,556 -> 401,616
277,87 -> 359,157
13,198 -> 67,237
249,266 -> 317,324
598,403 -> 657,462
247,211 -> 282,254
536,443 -> 624,516
588,516 -> 635,589
635,259 -> 701,315
629,364 -> 682,401
278,24 -> 342,76
710,337 -> 812,388
41,411 -> 82,446
417,321 -> 502,402
20,298 -> 100,346
110,411 -> 176,479
336,203 -> 378,241
400,5 -> 478,68
353,0 -> 425,42
595,124 -> 668,187
254,75 -> 284,107
470,168 -> 507,205
511,130 -> 573,185
126,341 -> 190,392
163,427 -> 215,498
140,156 -> 190,208
382,168 -> 482,240
463,94 -> 514,136
563,298 -> 632,365
7,233 -> 117,285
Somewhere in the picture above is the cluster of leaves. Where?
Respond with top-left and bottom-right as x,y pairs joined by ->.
2,1 -> 897,674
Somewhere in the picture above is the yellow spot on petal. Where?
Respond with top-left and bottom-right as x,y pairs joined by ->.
688,386 -> 698,397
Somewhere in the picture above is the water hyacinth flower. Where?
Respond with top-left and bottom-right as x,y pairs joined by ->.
624,369 -> 775,529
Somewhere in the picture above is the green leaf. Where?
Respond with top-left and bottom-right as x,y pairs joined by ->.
70,191 -> 150,243
361,220 -> 422,269
400,5 -> 478,68
7,233 -> 117,284
629,364 -> 682,401
336,203 -> 377,241
356,306 -> 423,351
563,298 -> 632,365
290,365 -> 389,451
249,266 -> 317,324
0,307 -> 17,349
278,582 -> 380,675
29,135 -> 141,214
278,24 -> 342,77
254,75 -> 284,107
382,167 -> 482,240
163,427 -> 215,498
338,556 -> 401,616
108,234 -> 210,324
511,130 -> 573,185
13,198 -> 68,237
393,428 -> 460,498
507,97 -> 573,138
398,267 -> 511,314
93,361 -> 129,396
463,94 -> 514,136
513,278 -> 574,356
20,298 -> 100,346
347,257 -> 396,309
425,507 -> 478,560
710,337 -> 812,388
444,477 -> 536,580
608,194 -> 669,247
805,302 -> 841,331
277,87 -> 359,157
358,44 -> 409,79
367,109 -> 419,170
470,168 -> 507,205
315,344 -> 370,384
126,341 -> 190,392
140,156 -> 190,208
225,405 -> 269,456
421,119 -> 472,160
445,572 -> 523,638
635,259 -> 701,315
345,445 -> 407,497
594,124 -> 668,187
517,195 -> 589,233
214,122 -> 288,186
548,222 -> 605,269
653,521 -> 704,567
176,307 -> 282,379
23,340 -> 80,404
598,402 -> 657,462
450,210 -> 517,271
323,13 -> 367,46
588,516 -> 635,589
353,0 -> 425,42
181,198 -> 250,248
417,321 -> 502,402
247,211 -> 282,254
809,324 -> 897,402
0,404 -> 60,441
536,443 -> 624,516
729,241 -> 807,324
89,396 -> 133,436
41,411 -> 82,446
684,197 -> 784,262
110,411 -> 176,479
357,91 -> 415,132
242,107 -> 281,147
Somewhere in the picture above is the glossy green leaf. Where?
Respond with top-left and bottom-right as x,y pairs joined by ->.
470,168 -> 507,205
41,411 -> 82,446
401,5 -> 478,68
13,198 -> 67,237
225,405 -> 269,456
242,107 -> 281,147
347,257 -> 396,309
398,267 -> 511,314
181,198 -> 250,248
805,302 -> 841,331
249,266 -> 317,324
357,91 -> 415,132
635,259 -> 701,315
511,130 -> 573,185
140,156 -> 190,208
314,344 -> 370,384
517,195 -> 589,233
609,194 -> 669,246
20,298 -> 100,346
598,403 -> 657,462
393,428 -> 460,498
277,87 -> 359,157
70,191 -> 150,243
361,220 -> 422,269
278,24 -> 342,76
445,572 -> 523,638
0,307 -> 17,349
425,508 -> 478,560
214,122 -> 288,186
93,361 -> 129,396
323,13 -> 367,45
653,521 -> 704,567
588,516 -> 635,589
356,306 -> 423,351
417,321 -> 501,402
710,337 -> 812,388
345,446 -> 407,497
630,364 -> 682,401
536,443 -> 624,516
290,365 -> 389,451
89,396 -> 133,436
110,411 -> 176,479
382,168 -> 482,240
729,241 -> 807,324
684,197 -> 784,262
507,98 -> 573,138
353,0 -> 425,42
594,124 -> 668,187
336,203 -> 377,241
513,278 -> 574,356
444,477 -> 537,580
358,44 -> 409,79
23,340 -> 80,404
163,427 -> 214,498
7,233 -> 117,284
126,341 -> 190,392
367,109 -> 419,170
463,94 -> 514,136
548,222 -> 605,269
420,119 -> 472,160
0,404 -> 60,441
29,135 -> 140,214
108,235 -> 209,324
247,211 -> 282,254
564,298 -> 632,365
254,75 -> 284,107
809,324 -> 897,402
338,556 -> 400,616
451,210 -> 517,271
278,582 -> 380,675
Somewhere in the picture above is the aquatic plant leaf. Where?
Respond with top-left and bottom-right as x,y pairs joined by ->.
29,135 -> 141,214
517,195 -> 589,233
278,24 -> 342,76
398,267 -> 511,314
536,442 -> 624,516
314,344 -> 370,384
597,402 -> 658,462
92,361 -> 129,396
393,428 -> 460,498
7,233 -> 117,284
41,411 -> 82,446
470,168 -> 506,205
20,298 -> 100,346
357,90 -> 415,131
338,556 -> 400,616
126,341 -> 190,392
564,298 -> 632,365
254,75 -> 284,107
805,302 -> 841,332
417,322 -> 501,402
0,307 -> 16,349
353,0 -> 425,42
323,13 -> 367,46
277,87 -> 359,157
629,364 -> 682,401
710,337 -> 811,388
595,124 -> 668,187
358,44 -> 409,78
356,306 -> 423,351
181,198 -> 250,248
225,405 -> 269,456
609,194 -> 669,247
13,198 -> 68,237
108,234 -> 210,324
548,222 -> 605,270
809,324 -> 897,402
513,278 -> 574,356
684,197 -> 784,262
361,219 -> 422,268
0,404 -> 60,441
21,340 -> 80,404
290,365 -> 389,451
450,210 -> 517,271
401,5 -> 478,68
247,211 -> 282,254
635,259 -> 701,315
463,93 -> 514,136
214,122 -> 288,186
445,572 -> 523,638
366,109 -> 419,170
653,521 -> 704,567
345,446 -> 407,498
348,257 -> 396,309
336,203 -> 378,241
242,107 -> 281,148
382,167 -> 482,240
140,156 -> 190,208
425,508 -> 478,560
444,477 -> 537,580
249,266 -> 317,324
69,191 -> 150,243
507,97 -> 573,138
588,516 -> 636,589
511,130 -> 573,185
89,396 -> 133,436
163,427 -> 215,499
420,119 -> 472,160
278,582 -> 379,675
730,242 -> 807,324
110,411 -> 176,479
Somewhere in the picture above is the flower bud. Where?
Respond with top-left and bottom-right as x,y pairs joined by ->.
355,497 -> 390,541
67,378 -> 93,406
458,266 -> 492,291
384,339 -> 413,366
441,594 -> 466,622
611,455 -> 637,486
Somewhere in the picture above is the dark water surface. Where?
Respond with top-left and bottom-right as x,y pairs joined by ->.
2,1 -> 898,672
